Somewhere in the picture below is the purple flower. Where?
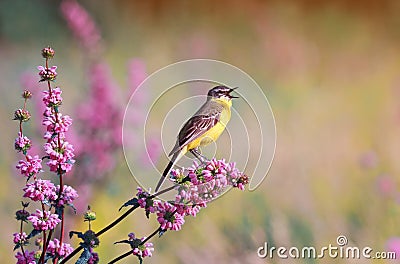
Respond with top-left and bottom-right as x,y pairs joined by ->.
38,65 -> 57,82
28,209 -> 61,231
128,233 -> 154,258
47,238 -> 74,258
13,232 -> 28,244
15,132 -> 31,154
156,201 -> 185,231
15,250 -> 36,264
23,179 -> 57,202
16,155 -> 42,178
56,184 -> 78,206
42,87 -> 63,107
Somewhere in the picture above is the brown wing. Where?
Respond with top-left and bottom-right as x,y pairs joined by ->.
168,101 -> 223,156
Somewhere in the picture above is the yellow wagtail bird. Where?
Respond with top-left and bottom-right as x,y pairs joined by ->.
155,85 -> 238,192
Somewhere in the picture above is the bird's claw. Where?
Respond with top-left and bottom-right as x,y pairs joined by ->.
190,148 -> 209,164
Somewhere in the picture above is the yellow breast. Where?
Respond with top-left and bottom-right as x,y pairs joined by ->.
186,98 -> 232,150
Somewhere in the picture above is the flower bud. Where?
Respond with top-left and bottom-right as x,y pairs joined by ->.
41,46 -> 55,59
84,211 -> 97,221
34,250 -> 42,260
15,209 -> 30,221
13,109 -> 31,122
22,90 -> 32,99
238,174 -> 249,185
35,237 -> 44,247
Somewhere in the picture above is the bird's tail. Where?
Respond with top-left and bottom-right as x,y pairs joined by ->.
155,150 -> 184,192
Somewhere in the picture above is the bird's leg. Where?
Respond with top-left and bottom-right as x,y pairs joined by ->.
190,148 -> 209,163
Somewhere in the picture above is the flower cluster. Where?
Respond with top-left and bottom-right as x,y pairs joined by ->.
23,179 -> 57,202
13,232 -> 28,245
112,159 -> 247,262
155,201 -> 185,231
15,132 -> 31,154
38,65 -> 57,82
14,109 -> 31,122
16,155 -> 43,178
56,184 -> 79,206
187,158 -> 247,189
43,87 -> 63,107
145,159 -> 247,229
15,250 -> 36,264
136,187 -> 156,214
43,112 -> 73,136
44,140 -> 75,173
172,158 -> 248,206
28,209 -> 61,231
128,233 -> 154,258
13,47 -> 78,264
46,239 -> 74,258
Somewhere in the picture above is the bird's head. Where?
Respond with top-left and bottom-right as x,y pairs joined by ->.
207,86 -> 239,100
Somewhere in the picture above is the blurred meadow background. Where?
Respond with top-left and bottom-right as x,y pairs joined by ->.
1,0 -> 400,263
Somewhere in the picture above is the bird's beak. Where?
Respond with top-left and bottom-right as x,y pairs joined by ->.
229,87 -> 239,98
